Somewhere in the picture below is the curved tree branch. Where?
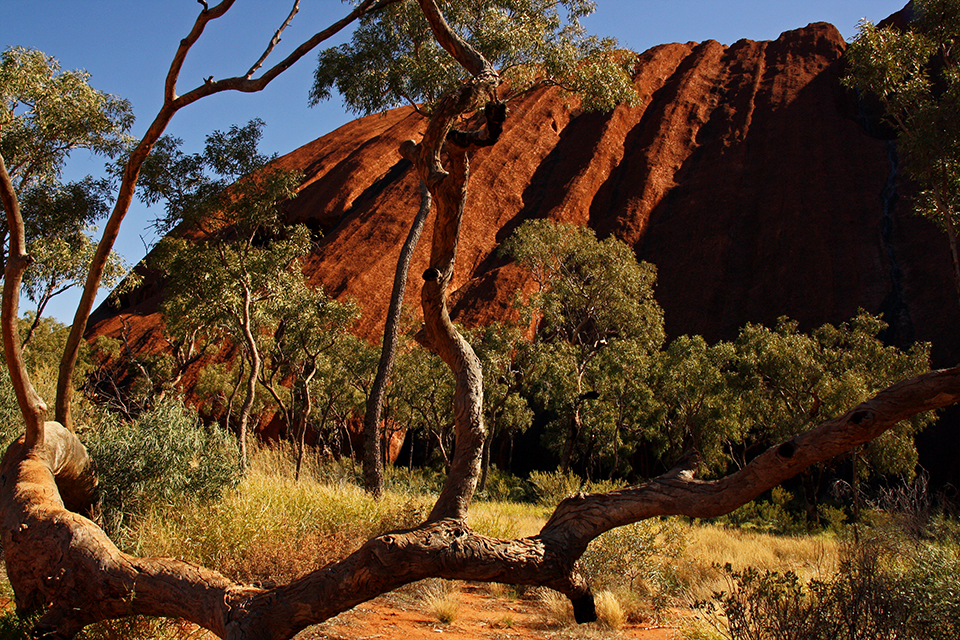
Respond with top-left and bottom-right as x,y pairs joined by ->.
55,0 -> 395,429
3,367 -> 956,638
0,152 -> 46,448
364,179 -> 432,497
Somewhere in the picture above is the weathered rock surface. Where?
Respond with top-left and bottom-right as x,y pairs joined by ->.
89,20 -> 959,422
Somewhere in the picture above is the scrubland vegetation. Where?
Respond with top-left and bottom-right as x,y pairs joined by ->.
1,388 -> 955,639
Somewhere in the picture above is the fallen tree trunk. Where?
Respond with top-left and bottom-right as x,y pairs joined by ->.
2,365 -> 957,639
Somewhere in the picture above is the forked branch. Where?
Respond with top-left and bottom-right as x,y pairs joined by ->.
54,0 -> 397,429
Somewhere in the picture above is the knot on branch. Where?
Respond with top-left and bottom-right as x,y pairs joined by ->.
664,448 -> 701,480
849,409 -> 873,425
777,441 -> 797,459
422,268 -> 440,281
448,100 -> 508,149
399,139 -> 420,162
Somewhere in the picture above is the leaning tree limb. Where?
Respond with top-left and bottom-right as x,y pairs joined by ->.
2,367 -> 957,638
363,180 -> 432,498
54,0 -> 402,430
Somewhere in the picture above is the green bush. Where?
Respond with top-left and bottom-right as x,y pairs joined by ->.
528,468 -> 625,506
715,487 -> 800,534
82,399 -> 241,533
698,532 -> 960,640
477,466 -> 536,503
581,517 -> 687,612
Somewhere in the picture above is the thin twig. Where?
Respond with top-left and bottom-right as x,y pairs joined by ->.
246,0 -> 301,79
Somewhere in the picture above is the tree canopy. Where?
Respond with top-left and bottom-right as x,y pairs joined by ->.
845,0 -> 960,304
311,0 -> 637,114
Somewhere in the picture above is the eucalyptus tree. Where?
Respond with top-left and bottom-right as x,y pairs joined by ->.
149,122 -> 307,466
0,2 -> 958,638
845,0 -> 960,306
733,312 -> 933,520
502,219 -> 664,473
259,282 -> 361,479
0,47 -> 131,333
313,0 -> 639,496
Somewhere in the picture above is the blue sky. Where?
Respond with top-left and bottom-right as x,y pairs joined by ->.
1,0 -> 908,321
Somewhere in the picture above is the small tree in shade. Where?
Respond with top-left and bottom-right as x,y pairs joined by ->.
845,0 -> 960,307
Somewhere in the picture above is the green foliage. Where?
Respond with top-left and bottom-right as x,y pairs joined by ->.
701,537 -> 960,640
144,120 -> 311,463
0,46 -> 134,323
311,0 -> 636,114
581,517 -> 687,611
476,465 -> 537,503
845,0 -> 960,295
82,399 -> 241,534
639,335 -> 742,473
699,478 -> 960,640
503,219 -> 664,475
503,219 -> 663,355
389,342 -> 456,466
717,487 -> 800,535
0,46 -> 133,188
528,467 -> 624,506
734,312 -> 932,478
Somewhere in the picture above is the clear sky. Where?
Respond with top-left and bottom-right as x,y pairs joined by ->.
1,0 -> 908,321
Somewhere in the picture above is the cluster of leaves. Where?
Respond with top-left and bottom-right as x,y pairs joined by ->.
82,399 -> 241,535
845,0 -> 960,299
496,220 -> 932,487
581,517 -> 687,611
699,531 -> 960,640
0,47 -> 132,326
310,0 -> 637,114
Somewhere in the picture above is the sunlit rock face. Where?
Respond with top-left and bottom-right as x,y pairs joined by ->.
89,20 -> 959,422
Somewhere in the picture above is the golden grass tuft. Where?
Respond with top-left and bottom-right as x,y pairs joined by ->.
593,590 -> 626,630
467,500 -> 549,539
538,588 -> 575,627
417,579 -> 462,624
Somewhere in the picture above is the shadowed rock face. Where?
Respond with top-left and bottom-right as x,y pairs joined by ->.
88,20 -> 959,408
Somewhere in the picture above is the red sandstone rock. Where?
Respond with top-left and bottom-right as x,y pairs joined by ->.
88,20 -> 960,425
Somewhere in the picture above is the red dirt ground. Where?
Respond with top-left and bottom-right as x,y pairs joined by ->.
297,584 -> 684,640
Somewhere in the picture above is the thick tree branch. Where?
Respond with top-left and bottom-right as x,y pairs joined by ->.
364,179 -> 432,497
0,153 -> 46,448
2,367 -> 956,638
416,0 -> 491,77
541,365 -> 960,555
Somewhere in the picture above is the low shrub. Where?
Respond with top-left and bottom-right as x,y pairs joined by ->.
528,468 -> 625,506
581,517 -> 687,615
477,466 -> 536,503
82,399 -> 241,534
697,530 -> 960,640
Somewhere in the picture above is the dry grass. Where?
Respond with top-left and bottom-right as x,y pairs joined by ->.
537,588 -> 575,627
677,523 -> 839,602
467,500 -> 549,539
593,590 -> 626,630
416,579 -> 463,624
124,451 -> 431,581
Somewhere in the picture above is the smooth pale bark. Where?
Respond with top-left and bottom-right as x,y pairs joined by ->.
1,368 -> 957,638
0,154 -> 48,448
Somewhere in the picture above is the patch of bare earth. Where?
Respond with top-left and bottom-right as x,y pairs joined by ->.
296,584 -> 684,640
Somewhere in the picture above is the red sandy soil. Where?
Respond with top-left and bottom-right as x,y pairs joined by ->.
297,584 -> 684,640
